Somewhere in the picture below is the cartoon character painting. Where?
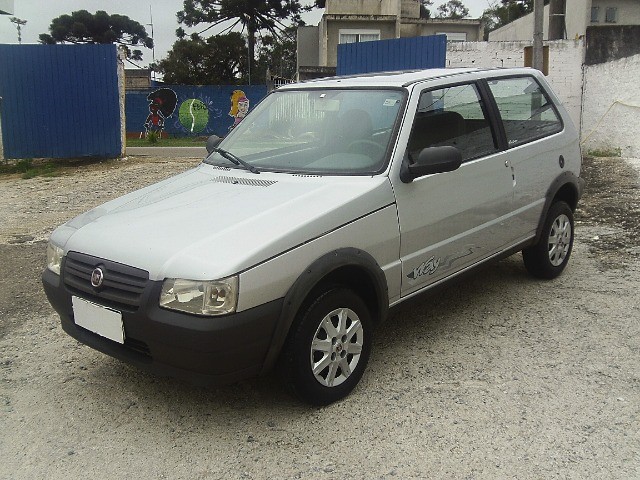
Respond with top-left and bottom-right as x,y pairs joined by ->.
228,90 -> 249,131
144,88 -> 178,137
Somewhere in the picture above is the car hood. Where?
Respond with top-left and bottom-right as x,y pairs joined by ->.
54,164 -> 395,280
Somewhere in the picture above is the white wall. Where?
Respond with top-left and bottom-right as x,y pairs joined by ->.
446,40 -> 585,128
0,0 -> 14,14
582,53 -> 640,157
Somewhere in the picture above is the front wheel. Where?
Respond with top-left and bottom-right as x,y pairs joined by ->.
523,201 -> 574,279
281,288 -> 372,406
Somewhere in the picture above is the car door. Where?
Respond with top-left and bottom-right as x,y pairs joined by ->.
390,80 -> 519,297
485,75 -> 568,242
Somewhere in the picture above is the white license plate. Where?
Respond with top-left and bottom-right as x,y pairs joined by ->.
72,296 -> 125,344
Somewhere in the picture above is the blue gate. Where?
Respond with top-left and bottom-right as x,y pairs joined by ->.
0,44 -> 121,159
337,35 -> 447,76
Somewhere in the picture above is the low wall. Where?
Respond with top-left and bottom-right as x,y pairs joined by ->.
582,53 -> 640,158
446,40 -> 585,129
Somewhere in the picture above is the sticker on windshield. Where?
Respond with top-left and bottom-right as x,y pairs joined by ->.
383,99 -> 398,107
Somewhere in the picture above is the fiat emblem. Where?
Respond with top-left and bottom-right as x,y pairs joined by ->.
91,267 -> 104,288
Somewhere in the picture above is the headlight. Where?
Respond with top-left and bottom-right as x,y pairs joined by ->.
159,276 -> 238,316
46,243 -> 64,275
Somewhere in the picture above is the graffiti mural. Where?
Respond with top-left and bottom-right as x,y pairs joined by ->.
125,85 -> 268,139
144,88 -> 178,137
228,90 -> 250,131
178,98 -> 209,134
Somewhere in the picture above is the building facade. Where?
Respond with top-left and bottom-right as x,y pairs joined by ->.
298,0 -> 484,79
489,0 -> 640,41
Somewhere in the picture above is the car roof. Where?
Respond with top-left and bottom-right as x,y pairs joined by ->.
280,67 -> 540,90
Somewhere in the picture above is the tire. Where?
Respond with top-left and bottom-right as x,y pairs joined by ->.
281,288 -> 372,406
523,201 -> 574,279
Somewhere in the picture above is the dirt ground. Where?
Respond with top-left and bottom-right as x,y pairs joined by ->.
0,155 -> 638,479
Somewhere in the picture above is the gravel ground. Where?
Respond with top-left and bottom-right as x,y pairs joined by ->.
0,155 -> 638,479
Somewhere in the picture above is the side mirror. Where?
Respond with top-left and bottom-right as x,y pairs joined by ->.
206,135 -> 222,154
400,146 -> 462,183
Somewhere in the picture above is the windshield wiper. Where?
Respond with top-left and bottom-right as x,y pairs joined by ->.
210,147 -> 260,174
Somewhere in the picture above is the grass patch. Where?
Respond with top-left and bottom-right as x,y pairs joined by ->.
0,159 -> 62,179
586,147 -> 622,158
126,136 -> 207,148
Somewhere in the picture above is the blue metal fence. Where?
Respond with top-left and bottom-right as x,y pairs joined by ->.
337,35 -> 447,76
125,85 -> 268,139
0,44 -> 121,159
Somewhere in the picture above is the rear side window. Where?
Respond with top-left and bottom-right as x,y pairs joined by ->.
408,83 -> 497,162
487,76 -> 562,148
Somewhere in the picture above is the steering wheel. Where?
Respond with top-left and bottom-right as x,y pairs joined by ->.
346,139 -> 385,157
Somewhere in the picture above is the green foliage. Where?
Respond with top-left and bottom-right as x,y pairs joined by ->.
436,0 -> 469,19
156,32 -> 248,84
146,130 -> 160,144
254,26 -> 298,80
127,137 -> 207,147
420,0 -> 434,19
482,0 -> 534,40
39,10 -> 153,61
586,147 -> 622,158
176,0 -> 313,76
0,159 -> 61,179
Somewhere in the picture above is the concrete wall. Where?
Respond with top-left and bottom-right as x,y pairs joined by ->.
401,0 -> 420,18
0,0 -> 14,14
489,0 -> 640,41
488,4 -> 551,41
326,0 -> 400,16
297,26 -> 320,68
582,53 -> 640,157
402,19 -> 483,41
585,25 -> 640,64
591,0 -> 640,24
446,40 -> 585,128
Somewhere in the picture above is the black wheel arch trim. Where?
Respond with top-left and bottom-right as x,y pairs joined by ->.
260,247 -> 389,374
534,171 -> 585,244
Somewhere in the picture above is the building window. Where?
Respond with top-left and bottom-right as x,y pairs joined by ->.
338,29 -> 380,44
605,7 -> 617,23
591,6 -> 599,23
436,32 -> 467,42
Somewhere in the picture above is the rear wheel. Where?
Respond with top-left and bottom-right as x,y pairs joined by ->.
523,201 -> 574,279
281,288 -> 372,406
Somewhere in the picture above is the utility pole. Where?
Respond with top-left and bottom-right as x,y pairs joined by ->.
147,5 -> 156,82
10,17 -> 26,44
532,0 -> 544,71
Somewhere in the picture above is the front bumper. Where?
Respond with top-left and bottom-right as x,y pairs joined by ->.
42,267 -> 283,386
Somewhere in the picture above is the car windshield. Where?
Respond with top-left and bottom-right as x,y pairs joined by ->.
204,88 -> 406,175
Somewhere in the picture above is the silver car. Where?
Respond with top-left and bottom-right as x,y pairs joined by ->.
43,68 -> 584,405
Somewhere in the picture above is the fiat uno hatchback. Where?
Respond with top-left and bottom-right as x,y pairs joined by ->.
43,68 -> 584,405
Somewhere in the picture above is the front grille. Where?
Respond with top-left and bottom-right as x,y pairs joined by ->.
212,175 -> 276,187
124,337 -> 151,357
63,252 -> 149,311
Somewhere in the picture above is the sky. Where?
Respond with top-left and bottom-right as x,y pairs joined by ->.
0,0 -> 492,67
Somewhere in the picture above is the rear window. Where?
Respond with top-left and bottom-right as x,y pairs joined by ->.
487,76 -> 562,148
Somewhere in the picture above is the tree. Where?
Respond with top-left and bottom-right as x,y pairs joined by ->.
481,0 -> 533,39
39,10 -> 153,61
254,25 -> 298,80
436,0 -> 470,19
419,0 -> 434,19
156,32 -> 247,84
176,0 -> 311,81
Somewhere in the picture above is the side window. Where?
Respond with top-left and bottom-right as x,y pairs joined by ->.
487,76 -> 562,147
408,83 -> 497,162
